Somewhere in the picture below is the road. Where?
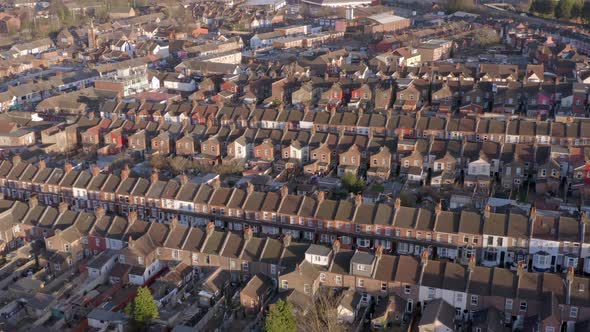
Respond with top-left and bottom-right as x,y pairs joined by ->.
480,3 -> 583,28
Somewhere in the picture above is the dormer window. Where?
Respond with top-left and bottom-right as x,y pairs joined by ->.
570,307 -> 578,318
404,285 -> 411,294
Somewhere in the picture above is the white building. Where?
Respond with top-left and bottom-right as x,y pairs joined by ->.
468,158 -> 491,176
301,0 -> 371,8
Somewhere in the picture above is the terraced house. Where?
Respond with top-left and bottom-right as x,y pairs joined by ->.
1,157 -> 590,277
0,197 -> 589,331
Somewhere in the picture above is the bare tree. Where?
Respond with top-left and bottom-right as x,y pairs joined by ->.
296,291 -> 350,332
169,156 -> 189,175
149,155 -> 169,170
214,160 -> 245,175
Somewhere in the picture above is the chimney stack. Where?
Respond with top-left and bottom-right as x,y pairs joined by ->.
170,217 -> 179,229
64,162 -> 73,173
95,206 -> 106,219
180,174 -> 189,185
282,233 -> 292,247
395,197 -> 401,210
121,166 -> 130,180
12,154 -> 21,164
151,170 -> 159,183
128,210 -> 138,224
206,221 -> 215,235
354,194 -> 362,207
38,160 -> 46,170
280,185 -> 289,198
566,266 -> 575,304
332,239 -> 341,253
247,182 -> 255,195
244,227 -> 253,240
58,201 -> 69,214
530,206 -> 537,221
211,177 -> 221,189
468,255 -> 476,272
420,250 -> 429,266
376,244 -> 383,259
316,191 -> 325,204
435,201 -> 442,215
92,165 -> 101,177
517,260 -> 525,277
29,195 -> 38,208
484,204 -> 491,219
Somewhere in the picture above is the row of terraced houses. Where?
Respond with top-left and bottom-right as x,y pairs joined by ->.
0,196 -> 588,331
0,155 -> 589,276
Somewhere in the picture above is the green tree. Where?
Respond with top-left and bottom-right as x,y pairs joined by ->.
265,299 -> 296,332
446,0 -> 474,13
531,0 -> 556,16
572,0 -> 583,18
341,173 -> 366,194
582,1 -> 590,22
555,0 -> 578,19
124,287 -> 159,327
370,183 -> 385,193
